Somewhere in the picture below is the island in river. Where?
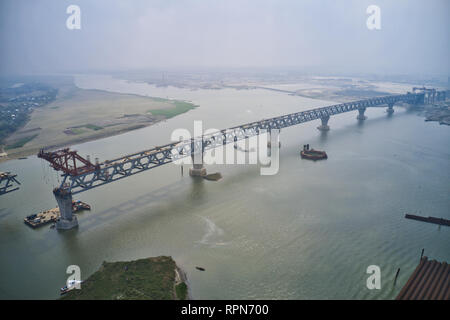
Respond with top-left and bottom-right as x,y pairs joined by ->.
61,256 -> 189,300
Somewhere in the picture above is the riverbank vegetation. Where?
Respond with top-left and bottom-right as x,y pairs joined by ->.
148,100 -> 197,118
61,256 -> 188,300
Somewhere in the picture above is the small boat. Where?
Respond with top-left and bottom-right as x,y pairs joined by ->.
60,280 -> 82,295
60,285 -> 71,295
195,266 -> 205,271
300,145 -> 327,161
71,200 -> 91,212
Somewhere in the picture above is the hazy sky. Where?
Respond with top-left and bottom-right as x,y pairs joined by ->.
1,0 -> 449,76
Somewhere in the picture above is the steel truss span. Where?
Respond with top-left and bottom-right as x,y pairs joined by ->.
38,90 -> 446,195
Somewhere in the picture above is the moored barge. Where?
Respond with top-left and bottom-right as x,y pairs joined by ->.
24,201 -> 91,228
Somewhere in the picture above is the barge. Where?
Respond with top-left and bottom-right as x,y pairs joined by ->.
405,214 -> 449,226
24,201 -> 91,228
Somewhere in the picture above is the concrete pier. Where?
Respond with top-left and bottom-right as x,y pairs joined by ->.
386,103 -> 394,114
356,107 -> 367,120
53,188 -> 78,230
317,115 -> 330,131
189,163 -> 207,177
267,129 -> 281,147
189,153 -> 206,177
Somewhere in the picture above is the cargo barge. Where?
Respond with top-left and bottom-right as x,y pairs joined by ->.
24,201 -> 91,228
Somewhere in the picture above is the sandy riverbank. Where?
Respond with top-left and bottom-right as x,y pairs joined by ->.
0,83 -> 197,163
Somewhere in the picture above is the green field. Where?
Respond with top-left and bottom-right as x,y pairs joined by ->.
61,256 -> 188,300
5,134 -> 38,150
149,100 -> 197,118
83,123 -> 103,131
70,128 -> 87,135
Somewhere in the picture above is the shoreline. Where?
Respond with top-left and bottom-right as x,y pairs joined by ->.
175,265 -> 192,300
0,79 -> 198,164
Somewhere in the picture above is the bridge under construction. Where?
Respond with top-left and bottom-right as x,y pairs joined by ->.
38,88 -> 447,230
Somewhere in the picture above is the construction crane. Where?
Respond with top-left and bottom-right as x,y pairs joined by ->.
412,87 -> 437,104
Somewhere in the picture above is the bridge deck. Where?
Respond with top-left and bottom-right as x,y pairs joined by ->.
38,90 -> 446,195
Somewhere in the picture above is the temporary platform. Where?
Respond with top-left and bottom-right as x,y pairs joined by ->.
24,201 -> 91,228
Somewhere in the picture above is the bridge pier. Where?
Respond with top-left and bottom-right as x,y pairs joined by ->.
54,187 -> 78,230
317,115 -> 330,131
356,107 -> 367,120
386,103 -> 394,114
267,129 -> 281,148
436,91 -> 446,101
189,152 -> 206,177
189,163 -> 206,177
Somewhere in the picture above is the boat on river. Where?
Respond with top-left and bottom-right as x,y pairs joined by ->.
300,144 -> 327,161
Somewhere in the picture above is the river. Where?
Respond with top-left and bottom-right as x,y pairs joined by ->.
0,75 -> 448,299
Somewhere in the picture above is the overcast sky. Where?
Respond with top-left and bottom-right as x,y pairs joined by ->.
0,0 -> 448,76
